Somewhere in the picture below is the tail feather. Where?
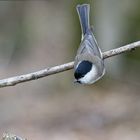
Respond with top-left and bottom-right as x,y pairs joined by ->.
76,4 -> 90,36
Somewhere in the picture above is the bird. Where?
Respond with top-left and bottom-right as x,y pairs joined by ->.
74,4 -> 105,84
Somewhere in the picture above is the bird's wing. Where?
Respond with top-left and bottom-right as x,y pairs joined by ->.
77,29 -> 103,59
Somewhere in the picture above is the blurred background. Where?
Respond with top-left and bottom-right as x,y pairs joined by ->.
0,0 -> 140,140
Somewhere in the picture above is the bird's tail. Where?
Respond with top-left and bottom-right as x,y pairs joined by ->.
76,4 -> 90,36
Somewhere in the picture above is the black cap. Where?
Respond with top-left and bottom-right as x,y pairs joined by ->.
74,60 -> 92,80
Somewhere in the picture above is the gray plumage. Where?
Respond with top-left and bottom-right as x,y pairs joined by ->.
76,4 -> 90,35
74,4 -> 105,84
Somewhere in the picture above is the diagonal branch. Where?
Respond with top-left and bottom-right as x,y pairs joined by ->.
0,41 -> 140,88
2,133 -> 26,140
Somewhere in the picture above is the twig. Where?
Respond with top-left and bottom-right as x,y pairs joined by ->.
2,133 -> 26,140
0,41 -> 140,88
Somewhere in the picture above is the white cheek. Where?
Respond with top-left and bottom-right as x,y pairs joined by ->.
80,65 -> 98,84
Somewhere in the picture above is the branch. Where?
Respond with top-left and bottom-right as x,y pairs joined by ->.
0,41 -> 140,88
2,133 -> 26,140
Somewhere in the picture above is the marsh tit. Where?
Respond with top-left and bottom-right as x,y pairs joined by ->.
74,4 -> 105,84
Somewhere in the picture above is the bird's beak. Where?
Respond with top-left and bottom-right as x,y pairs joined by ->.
74,79 -> 81,84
